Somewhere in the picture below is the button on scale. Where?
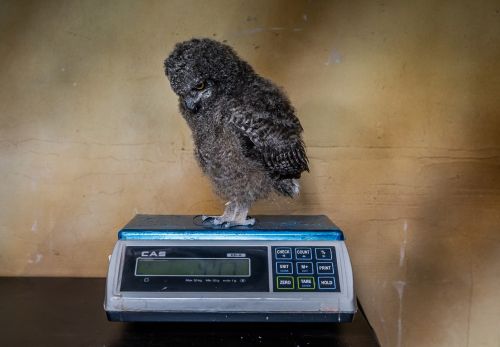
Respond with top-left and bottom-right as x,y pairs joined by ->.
276,262 -> 293,274
317,262 -> 335,274
276,276 -> 294,289
275,248 -> 292,260
296,262 -> 314,275
318,277 -> 336,290
295,248 -> 312,260
273,246 -> 338,292
297,277 -> 315,290
315,248 -> 332,260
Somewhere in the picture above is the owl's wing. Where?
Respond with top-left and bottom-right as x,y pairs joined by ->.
229,107 -> 309,179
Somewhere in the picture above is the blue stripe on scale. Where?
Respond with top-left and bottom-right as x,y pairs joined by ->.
118,230 -> 344,241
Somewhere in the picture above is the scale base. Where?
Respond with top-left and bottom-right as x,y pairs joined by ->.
106,311 -> 354,323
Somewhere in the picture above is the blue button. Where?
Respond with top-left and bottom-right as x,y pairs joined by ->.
296,262 -> 314,274
276,262 -> 293,274
317,262 -> 334,274
315,248 -> 332,260
318,277 -> 336,290
295,248 -> 312,260
275,247 -> 292,260
297,277 -> 315,290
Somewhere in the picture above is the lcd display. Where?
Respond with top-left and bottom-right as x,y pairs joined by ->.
135,258 -> 250,277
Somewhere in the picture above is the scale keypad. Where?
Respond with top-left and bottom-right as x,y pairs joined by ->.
272,246 -> 340,292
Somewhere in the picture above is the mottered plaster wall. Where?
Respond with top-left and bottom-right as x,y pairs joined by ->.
1,1 -> 499,346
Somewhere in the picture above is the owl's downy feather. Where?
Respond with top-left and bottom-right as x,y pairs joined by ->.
164,38 -> 308,222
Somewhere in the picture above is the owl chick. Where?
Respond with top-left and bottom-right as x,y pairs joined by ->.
164,38 -> 308,227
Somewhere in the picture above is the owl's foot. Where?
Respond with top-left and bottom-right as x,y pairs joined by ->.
202,200 -> 234,226
201,201 -> 255,228
201,215 -> 232,226
221,217 -> 256,228
201,216 -> 255,228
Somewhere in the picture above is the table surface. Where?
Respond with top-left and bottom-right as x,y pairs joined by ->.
0,277 -> 380,347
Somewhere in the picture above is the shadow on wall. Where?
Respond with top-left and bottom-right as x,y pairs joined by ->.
389,2 -> 500,346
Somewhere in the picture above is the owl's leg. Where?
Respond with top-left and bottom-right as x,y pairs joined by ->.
201,201 -> 255,227
228,203 -> 255,227
202,201 -> 237,225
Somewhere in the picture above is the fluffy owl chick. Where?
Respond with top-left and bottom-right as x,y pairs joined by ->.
164,38 -> 308,227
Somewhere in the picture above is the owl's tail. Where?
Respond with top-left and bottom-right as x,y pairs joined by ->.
273,179 -> 300,198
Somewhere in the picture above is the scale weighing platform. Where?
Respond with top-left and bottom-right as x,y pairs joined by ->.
105,215 -> 356,323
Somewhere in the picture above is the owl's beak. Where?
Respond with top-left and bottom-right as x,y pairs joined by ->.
183,97 -> 199,112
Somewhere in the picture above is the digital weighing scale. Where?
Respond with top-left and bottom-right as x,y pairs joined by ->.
104,215 -> 356,322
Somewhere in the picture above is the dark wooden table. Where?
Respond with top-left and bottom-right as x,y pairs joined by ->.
0,277 -> 379,346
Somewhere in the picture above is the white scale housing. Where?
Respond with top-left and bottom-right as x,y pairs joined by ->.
104,215 -> 356,322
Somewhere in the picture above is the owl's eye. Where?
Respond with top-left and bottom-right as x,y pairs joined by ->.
194,81 -> 205,90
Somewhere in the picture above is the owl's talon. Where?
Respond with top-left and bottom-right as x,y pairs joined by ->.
201,215 -> 220,224
219,218 -> 256,228
213,218 -> 225,226
238,217 -> 256,227
201,216 -> 255,228
201,215 -> 227,226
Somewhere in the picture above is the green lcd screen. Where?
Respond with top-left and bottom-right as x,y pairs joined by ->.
135,258 -> 250,277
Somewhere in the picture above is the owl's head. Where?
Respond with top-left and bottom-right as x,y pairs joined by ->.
164,38 -> 252,113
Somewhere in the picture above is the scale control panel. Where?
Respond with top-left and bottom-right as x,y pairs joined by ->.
118,245 -> 341,293
272,246 -> 340,292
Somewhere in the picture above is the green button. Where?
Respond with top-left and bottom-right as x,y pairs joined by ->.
276,276 -> 294,290
297,276 -> 316,290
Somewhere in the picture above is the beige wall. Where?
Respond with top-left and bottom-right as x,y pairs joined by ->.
1,0 -> 499,346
